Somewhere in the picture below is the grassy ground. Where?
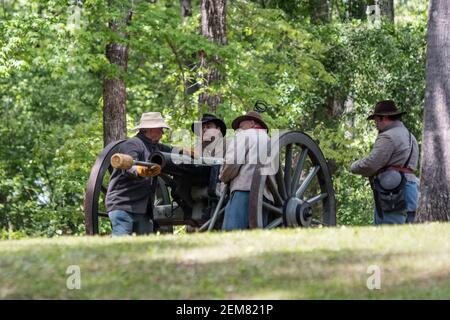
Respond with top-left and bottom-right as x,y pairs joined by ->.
0,223 -> 449,299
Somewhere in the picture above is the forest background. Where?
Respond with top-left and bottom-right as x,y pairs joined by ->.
0,0 -> 429,237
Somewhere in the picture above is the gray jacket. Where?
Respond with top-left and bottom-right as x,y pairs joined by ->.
350,122 -> 419,182
106,132 -> 172,214
219,129 -> 274,201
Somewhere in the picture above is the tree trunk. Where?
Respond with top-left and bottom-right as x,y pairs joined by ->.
378,0 -> 394,22
201,0 -> 227,45
180,0 -> 192,21
103,44 -> 128,146
199,0 -> 227,114
309,0 -> 331,24
102,2 -> 131,147
417,0 -> 450,222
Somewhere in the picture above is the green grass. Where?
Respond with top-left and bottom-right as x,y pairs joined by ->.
1,223 -> 450,299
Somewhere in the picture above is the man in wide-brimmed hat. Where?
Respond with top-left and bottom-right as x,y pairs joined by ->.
106,112 -> 172,236
219,111 -> 273,231
350,100 -> 420,225
191,113 -> 227,138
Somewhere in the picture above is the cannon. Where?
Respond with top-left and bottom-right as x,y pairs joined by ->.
83,131 -> 336,235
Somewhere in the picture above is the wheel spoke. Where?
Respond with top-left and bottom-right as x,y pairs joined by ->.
248,131 -> 336,230
266,217 -> 283,229
275,165 -> 287,200
291,148 -> 308,194
98,212 -> 108,217
263,201 -> 283,216
267,175 -> 284,206
295,166 -> 320,199
284,144 -> 293,197
100,185 -> 108,194
306,193 -> 328,205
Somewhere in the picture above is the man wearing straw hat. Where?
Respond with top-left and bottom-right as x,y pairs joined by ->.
350,100 -> 420,225
106,112 -> 172,236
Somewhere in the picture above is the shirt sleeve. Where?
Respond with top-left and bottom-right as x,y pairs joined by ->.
219,135 -> 242,183
119,139 -> 143,178
350,134 -> 394,177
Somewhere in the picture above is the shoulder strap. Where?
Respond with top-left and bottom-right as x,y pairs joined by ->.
404,132 -> 413,168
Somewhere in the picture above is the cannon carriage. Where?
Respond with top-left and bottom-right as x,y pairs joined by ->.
83,131 -> 336,235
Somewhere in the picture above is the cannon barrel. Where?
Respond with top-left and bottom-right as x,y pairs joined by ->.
149,151 -> 223,187
149,151 -> 191,177
150,151 -> 223,173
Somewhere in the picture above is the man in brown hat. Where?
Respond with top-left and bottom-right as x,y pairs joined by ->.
219,111 -> 274,230
106,112 -> 173,236
350,100 -> 420,225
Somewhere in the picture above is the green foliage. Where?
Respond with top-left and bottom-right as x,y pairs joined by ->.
0,0 -> 101,236
0,0 -> 428,235
307,20 -> 426,224
0,227 -> 26,240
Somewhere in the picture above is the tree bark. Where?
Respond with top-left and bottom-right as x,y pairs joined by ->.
103,43 -> 128,146
378,0 -> 394,22
102,3 -> 131,146
417,0 -> 450,222
180,0 -> 192,21
201,0 -> 227,45
366,0 -> 394,22
199,0 -> 227,114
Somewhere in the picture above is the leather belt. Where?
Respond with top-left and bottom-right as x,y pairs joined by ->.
387,166 -> 414,174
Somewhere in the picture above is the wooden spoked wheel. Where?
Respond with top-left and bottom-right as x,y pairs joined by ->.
248,131 -> 336,229
83,140 -> 171,235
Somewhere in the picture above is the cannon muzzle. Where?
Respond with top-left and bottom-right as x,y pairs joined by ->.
149,151 -> 192,176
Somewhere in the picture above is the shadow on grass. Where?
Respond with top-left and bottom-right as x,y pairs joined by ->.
2,243 -> 449,299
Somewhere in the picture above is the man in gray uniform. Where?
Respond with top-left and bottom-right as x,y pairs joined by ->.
350,100 -> 420,225
220,111 -> 273,230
